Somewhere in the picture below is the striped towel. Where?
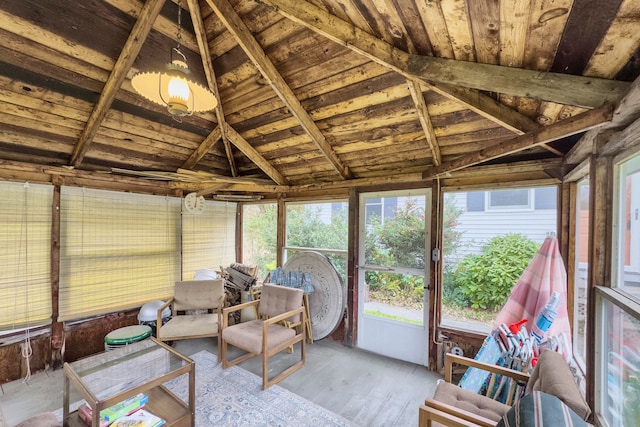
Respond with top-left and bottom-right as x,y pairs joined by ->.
493,237 -> 572,351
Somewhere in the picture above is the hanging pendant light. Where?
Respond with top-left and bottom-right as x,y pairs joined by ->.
131,0 -> 217,121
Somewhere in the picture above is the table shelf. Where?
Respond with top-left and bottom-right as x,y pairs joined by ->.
63,338 -> 194,427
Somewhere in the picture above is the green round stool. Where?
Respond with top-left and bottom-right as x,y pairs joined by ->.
104,324 -> 152,351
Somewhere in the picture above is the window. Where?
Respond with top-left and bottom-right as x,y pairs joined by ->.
242,203 -> 277,279
595,288 -> 640,427
595,152 -> 640,427
573,178 -> 590,370
613,153 -> 640,294
285,201 -> 348,282
59,188 -> 181,321
0,182 -> 52,332
182,200 -> 236,279
441,186 -> 557,333
488,188 -> 531,210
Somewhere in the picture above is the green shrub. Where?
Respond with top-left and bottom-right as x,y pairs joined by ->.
454,233 -> 540,311
442,269 -> 469,308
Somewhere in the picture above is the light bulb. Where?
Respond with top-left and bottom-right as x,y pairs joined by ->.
168,76 -> 190,102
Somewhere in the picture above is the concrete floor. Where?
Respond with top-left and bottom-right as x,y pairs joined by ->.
0,337 -> 441,426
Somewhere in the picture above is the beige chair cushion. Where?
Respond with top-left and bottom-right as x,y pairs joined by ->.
173,279 -> 225,311
433,381 -> 510,422
258,284 -> 303,323
222,320 -> 296,354
525,350 -> 591,420
158,314 -> 219,340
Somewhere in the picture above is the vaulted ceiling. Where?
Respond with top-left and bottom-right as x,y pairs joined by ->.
1,0 -> 639,196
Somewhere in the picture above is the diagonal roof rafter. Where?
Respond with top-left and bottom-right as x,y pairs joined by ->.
70,0 -> 167,168
206,0 -> 352,181
184,0 -> 238,176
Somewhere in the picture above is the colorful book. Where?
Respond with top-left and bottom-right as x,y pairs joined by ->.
109,409 -> 165,427
101,393 -> 149,422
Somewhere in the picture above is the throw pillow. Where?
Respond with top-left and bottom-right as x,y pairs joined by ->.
497,391 -> 587,427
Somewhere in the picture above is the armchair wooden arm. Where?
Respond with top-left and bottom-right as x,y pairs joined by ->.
157,297 -> 174,329
420,398 -> 496,427
444,353 -> 530,384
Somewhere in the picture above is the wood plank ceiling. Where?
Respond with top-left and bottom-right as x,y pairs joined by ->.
1,0 -> 639,196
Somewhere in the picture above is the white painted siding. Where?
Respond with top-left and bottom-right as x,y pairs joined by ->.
447,190 -> 557,261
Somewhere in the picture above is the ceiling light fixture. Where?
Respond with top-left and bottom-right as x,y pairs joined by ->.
131,0 -> 217,122
213,194 -> 263,202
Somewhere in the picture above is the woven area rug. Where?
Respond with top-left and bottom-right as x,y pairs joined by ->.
56,350 -> 354,427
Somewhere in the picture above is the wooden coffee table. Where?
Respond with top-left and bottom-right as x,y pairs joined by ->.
63,338 -> 194,427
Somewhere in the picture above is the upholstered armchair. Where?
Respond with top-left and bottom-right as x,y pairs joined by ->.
156,279 -> 225,357
220,283 -> 306,389
419,350 -> 591,426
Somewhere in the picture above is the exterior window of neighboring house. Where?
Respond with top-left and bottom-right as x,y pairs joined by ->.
488,188 -> 531,210
442,186 -> 557,334
364,197 -> 397,225
595,151 -> 640,427
0,182 -> 53,333
467,188 -> 557,213
573,178 -> 590,372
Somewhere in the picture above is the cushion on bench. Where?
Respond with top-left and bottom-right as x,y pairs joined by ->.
433,381 -> 511,422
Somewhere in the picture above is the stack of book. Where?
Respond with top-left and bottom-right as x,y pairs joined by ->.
77,393 -> 165,427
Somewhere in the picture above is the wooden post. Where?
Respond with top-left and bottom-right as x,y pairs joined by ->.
428,180 -> 442,371
586,153 -> 613,412
344,187 -> 358,347
276,197 -> 285,267
50,180 -> 63,368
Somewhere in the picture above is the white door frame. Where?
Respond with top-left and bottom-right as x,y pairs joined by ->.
356,188 -> 431,366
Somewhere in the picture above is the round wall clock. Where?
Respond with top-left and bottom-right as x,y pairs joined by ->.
184,192 -> 206,214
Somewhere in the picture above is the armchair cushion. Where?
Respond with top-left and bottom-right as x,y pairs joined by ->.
222,320 -> 296,354
525,350 -> 590,420
157,314 -> 219,340
496,391 -> 587,427
258,284 -> 303,322
433,381 -> 510,422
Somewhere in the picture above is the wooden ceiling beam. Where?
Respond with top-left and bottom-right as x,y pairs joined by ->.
181,126 -> 222,169
259,0 -> 629,108
407,80 -> 441,166
425,83 -> 539,134
70,0 -> 166,168
225,125 -> 288,185
564,74 -> 640,167
206,0 -> 352,180
424,104 -> 613,179
185,0 -> 237,176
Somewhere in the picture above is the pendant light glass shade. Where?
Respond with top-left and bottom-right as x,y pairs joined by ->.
131,51 -> 217,119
